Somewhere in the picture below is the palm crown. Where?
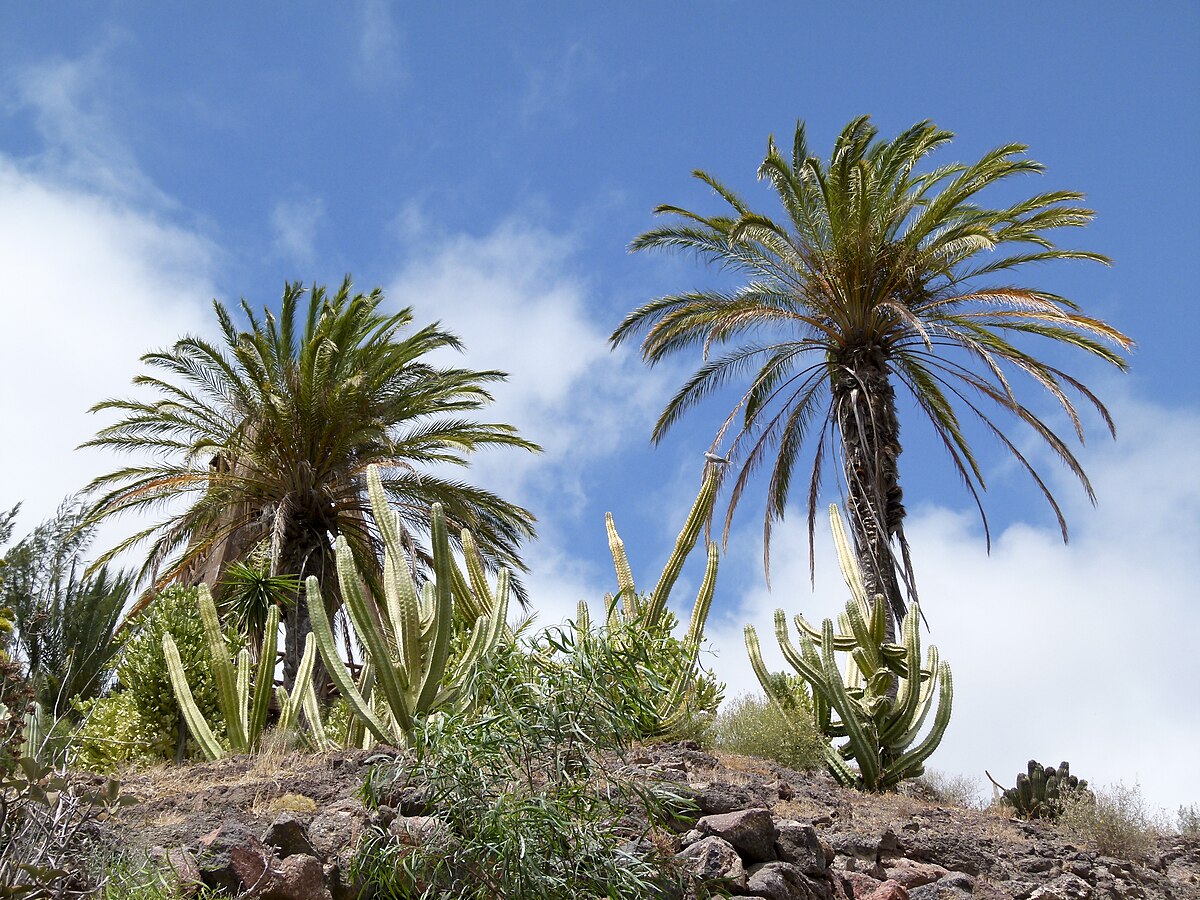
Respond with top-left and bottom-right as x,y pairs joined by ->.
612,117 -> 1131,623
83,278 -> 539,682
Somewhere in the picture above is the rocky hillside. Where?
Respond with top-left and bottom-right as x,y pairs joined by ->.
101,743 -> 1200,899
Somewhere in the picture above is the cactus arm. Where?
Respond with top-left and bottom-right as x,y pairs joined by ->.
818,619 -> 880,789
684,541 -> 719,649
773,610 -> 826,687
829,503 -> 869,602
415,503 -> 455,714
335,538 -> 412,735
235,649 -> 251,746
346,660 -> 374,749
459,530 -> 494,621
248,604 -> 280,745
163,634 -> 226,761
888,662 -> 953,784
605,513 -> 639,620
880,605 -> 924,744
575,599 -> 591,633
278,630 -> 317,733
197,584 -> 247,751
306,574 -> 394,744
647,465 -> 719,627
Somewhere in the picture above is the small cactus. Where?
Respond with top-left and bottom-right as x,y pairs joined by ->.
988,759 -> 1088,820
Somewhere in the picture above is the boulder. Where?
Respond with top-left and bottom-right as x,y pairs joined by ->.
746,861 -> 828,900
776,819 -> 828,875
675,835 -> 748,891
696,807 -> 779,863
196,821 -> 270,895
263,813 -> 318,860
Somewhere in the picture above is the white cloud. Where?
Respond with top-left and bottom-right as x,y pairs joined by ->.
0,150 -> 216,555
353,0 -> 406,88
704,390 -> 1200,814
270,194 -> 325,266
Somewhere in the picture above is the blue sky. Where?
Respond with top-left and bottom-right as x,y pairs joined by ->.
1,3 -> 1197,812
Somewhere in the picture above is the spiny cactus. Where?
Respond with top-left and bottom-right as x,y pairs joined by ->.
306,465 -> 510,748
744,504 -> 953,792
163,584 -> 315,760
570,463 -> 722,738
988,760 -> 1088,820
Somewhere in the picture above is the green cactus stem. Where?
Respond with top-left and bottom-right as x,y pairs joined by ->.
164,584 -> 313,760
307,464 -> 510,748
745,503 -> 953,792
987,759 -> 1088,820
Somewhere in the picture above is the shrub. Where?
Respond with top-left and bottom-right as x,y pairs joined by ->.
354,636 -> 693,899
902,770 -> 983,809
712,692 -> 825,772
1178,803 -> 1200,838
72,586 -> 228,768
1057,781 -> 1160,861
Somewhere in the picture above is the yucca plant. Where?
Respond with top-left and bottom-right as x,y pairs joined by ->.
163,584 -> 318,760
745,504 -> 952,791
307,465 -> 510,748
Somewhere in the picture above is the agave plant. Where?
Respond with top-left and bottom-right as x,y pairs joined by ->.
307,465 -> 510,747
745,504 -> 952,791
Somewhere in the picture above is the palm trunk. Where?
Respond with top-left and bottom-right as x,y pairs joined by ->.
832,347 -> 909,641
278,525 -> 336,691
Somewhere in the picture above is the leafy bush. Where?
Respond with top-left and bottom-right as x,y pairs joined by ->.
712,692 -> 825,772
1057,781 -> 1160,861
354,635 -> 693,899
73,586 -> 228,768
1178,803 -> 1200,838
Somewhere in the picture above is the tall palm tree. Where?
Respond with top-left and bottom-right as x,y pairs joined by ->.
612,117 -> 1131,631
84,278 -> 539,685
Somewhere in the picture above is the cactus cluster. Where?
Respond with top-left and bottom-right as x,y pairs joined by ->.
745,504 -> 953,791
988,760 -> 1088,820
580,462 -> 721,736
307,465 -> 509,748
163,584 -> 318,760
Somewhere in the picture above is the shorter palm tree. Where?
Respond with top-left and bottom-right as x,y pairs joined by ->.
83,278 -> 540,685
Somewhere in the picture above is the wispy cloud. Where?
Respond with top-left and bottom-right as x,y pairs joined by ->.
270,194 -> 325,267
519,42 -> 600,123
352,0 -> 406,88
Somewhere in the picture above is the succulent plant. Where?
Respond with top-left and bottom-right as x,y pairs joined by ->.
744,503 -> 953,791
987,759 -> 1088,820
306,465 -> 510,747
163,584 -> 315,760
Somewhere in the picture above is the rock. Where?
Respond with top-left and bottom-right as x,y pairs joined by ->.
263,813 -> 317,859
696,807 -> 779,863
840,871 -> 884,899
259,854 -> 332,900
865,881 -> 910,900
680,828 -> 705,847
776,819 -> 828,875
881,858 -> 948,889
691,781 -> 759,815
162,847 -> 201,898
196,821 -> 270,895
1028,873 -> 1094,900
746,861 -> 826,899
308,799 -> 366,864
387,814 -> 448,847
908,879 -> 972,900
675,835 -> 748,891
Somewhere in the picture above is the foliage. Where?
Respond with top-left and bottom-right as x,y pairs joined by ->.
218,556 -> 299,649
163,584 -> 316,760
987,759 -> 1087,821
73,586 -> 226,768
572,461 -> 723,739
82,277 -> 539,686
0,500 -> 132,716
901,769 -> 982,809
1057,781 -> 1160,861
354,640 -> 691,899
712,692 -> 825,773
0,755 -> 135,898
611,115 -> 1132,625
745,504 -> 952,791
1177,803 -> 1200,838
309,466 -> 510,748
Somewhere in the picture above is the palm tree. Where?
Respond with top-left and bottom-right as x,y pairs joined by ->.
612,117 -> 1131,632
84,278 -> 540,685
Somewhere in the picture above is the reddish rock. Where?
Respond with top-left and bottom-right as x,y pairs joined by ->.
841,871 -> 884,899
196,821 -> 270,895
882,858 -> 948,889
865,880 -> 910,900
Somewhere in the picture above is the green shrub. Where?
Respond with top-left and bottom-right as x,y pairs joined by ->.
1057,781 -> 1160,861
354,635 -> 693,899
712,692 -> 825,772
73,586 -> 229,768
1178,803 -> 1200,838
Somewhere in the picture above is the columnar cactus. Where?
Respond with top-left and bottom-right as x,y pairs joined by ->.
163,584 -> 314,760
744,504 -> 953,791
988,760 -> 1088,820
306,465 -> 510,747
